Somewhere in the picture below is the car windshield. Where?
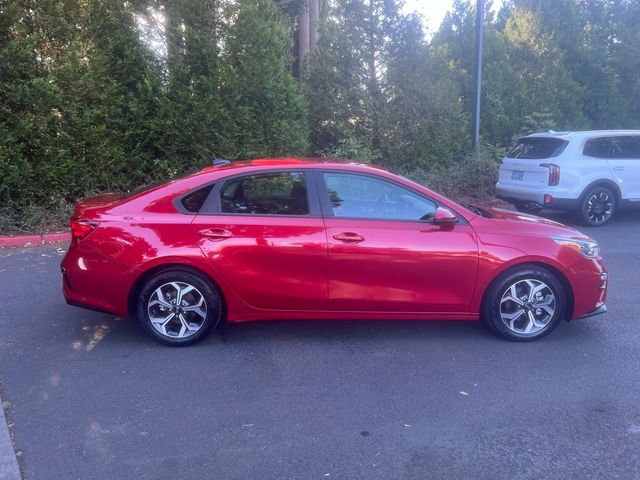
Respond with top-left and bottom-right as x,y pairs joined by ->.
507,137 -> 568,159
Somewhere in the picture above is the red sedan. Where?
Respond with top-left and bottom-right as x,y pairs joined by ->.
61,158 -> 608,345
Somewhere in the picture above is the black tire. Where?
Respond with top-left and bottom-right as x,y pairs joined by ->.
513,200 -> 543,214
579,186 -> 616,226
137,269 -> 222,346
482,266 -> 565,342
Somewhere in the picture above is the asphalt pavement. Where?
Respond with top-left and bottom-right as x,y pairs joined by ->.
1,209 -> 639,479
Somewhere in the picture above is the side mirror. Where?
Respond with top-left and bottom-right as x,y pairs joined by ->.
433,207 -> 458,225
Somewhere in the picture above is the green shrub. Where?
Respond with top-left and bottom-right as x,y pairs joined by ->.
396,147 -> 505,204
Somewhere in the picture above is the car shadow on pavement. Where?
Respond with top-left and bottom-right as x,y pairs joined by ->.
82,313 -> 498,349
84,312 -> 592,350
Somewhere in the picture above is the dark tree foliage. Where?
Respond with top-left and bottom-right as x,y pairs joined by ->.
1,0 -> 640,232
0,0 -> 307,231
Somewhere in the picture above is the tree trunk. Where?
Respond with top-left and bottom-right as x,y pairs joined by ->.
298,1 -> 310,77
367,1 -> 381,150
165,2 -> 184,73
309,0 -> 319,52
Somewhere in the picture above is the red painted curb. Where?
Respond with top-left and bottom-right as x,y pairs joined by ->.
0,232 -> 69,248
43,233 -> 70,244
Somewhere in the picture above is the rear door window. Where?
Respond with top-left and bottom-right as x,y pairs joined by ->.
507,137 -> 568,159
220,172 -> 309,215
612,136 -> 640,159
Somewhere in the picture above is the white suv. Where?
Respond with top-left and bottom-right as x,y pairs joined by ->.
496,130 -> 640,226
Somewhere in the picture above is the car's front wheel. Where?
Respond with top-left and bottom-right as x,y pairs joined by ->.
137,269 -> 222,346
482,266 -> 565,341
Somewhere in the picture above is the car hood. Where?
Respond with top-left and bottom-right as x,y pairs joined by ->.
478,206 -> 590,239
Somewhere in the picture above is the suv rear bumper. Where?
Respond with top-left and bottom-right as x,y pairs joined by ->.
496,184 -> 545,204
496,184 -> 580,211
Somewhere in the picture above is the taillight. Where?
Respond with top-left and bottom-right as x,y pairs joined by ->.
70,220 -> 98,241
540,163 -> 560,186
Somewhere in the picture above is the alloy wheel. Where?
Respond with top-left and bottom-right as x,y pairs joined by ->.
585,191 -> 613,225
499,279 -> 556,336
147,282 -> 208,338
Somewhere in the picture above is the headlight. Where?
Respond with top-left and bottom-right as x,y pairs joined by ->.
552,237 -> 600,259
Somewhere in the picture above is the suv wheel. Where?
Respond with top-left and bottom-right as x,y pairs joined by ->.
579,186 -> 615,226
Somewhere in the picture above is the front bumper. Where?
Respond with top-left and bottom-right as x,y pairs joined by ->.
577,304 -> 607,319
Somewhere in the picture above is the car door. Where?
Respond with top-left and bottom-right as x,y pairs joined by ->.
317,170 -> 479,313
609,135 -> 640,200
192,170 -> 328,311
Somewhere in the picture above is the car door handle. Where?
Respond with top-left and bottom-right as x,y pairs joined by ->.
612,166 -> 624,171
199,228 -> 232,240
333,232 -> 365,243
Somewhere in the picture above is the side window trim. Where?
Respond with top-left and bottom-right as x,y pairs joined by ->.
313,169 -> 462,224
198,169 -> 321,217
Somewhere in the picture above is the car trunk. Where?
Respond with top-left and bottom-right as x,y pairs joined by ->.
499,158 -> 552,189
72,194 -> 125,220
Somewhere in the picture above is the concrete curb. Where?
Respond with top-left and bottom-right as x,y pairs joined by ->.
0,398 -> 20,480
0,233 -> 68,248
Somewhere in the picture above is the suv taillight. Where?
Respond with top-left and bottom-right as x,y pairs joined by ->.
70,220 -> 98,241
540,163 -> 560,186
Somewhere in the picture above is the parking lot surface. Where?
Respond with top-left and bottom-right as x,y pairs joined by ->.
1,210 -> 639,479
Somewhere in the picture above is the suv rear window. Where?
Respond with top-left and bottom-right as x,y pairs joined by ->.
507,137 -> 568,159
583,137 -> 613,158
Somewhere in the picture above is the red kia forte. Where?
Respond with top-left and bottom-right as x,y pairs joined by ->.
61,158 -> 608,346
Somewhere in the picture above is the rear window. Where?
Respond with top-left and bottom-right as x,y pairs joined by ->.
583,137 -> 613,158
181,184 -> 214,213
507,137 -> 568,159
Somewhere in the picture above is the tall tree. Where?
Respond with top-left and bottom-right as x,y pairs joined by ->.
223,0 -> 309,158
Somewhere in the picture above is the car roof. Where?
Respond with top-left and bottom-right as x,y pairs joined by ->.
526,130 -> 640,140
198,157 -> 388,174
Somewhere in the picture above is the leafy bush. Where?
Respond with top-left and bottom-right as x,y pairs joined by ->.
397,147 -> 505,204
0,0 -> 308,234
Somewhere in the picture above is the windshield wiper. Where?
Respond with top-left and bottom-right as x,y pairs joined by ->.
464,204 -> 492,218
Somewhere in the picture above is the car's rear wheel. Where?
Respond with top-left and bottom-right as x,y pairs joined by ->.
137,269 -> 222,346
513,200 -> 543,214
579,186 -> 615,226
482,266 -> 565,341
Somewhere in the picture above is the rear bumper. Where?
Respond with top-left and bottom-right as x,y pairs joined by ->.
495,184 -> 545,203
61,252 -> 131,317
495,185 -> 579,211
